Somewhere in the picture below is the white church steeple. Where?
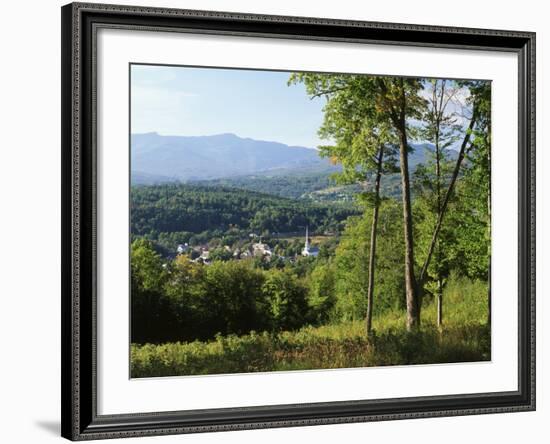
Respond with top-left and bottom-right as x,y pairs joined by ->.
301,225 -> 318,257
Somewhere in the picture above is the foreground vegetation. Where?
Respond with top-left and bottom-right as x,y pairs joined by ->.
131,275 -> 489,377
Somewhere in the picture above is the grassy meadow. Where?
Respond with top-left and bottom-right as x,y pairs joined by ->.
131,276 -> 489,378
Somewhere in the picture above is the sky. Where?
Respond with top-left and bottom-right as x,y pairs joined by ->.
131,64 -> 327,148
130,65 -> 480,150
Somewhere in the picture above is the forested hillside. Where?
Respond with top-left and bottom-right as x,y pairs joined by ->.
194,171 -> 404,200
131,184 -> 359,254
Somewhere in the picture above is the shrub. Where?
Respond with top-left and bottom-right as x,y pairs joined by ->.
262,269 -> 309,331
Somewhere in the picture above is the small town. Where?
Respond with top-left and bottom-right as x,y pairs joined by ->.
175,227 -> 320,266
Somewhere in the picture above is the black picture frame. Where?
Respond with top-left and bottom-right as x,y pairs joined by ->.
61,2 -> 536,440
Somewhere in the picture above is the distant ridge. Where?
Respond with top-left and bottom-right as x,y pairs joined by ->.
131,133 -> 456,185
131,133 -> 336,183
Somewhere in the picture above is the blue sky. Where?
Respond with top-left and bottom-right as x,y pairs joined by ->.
131,64 -> 327,148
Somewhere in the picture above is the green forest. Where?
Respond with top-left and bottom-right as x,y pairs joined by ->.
130,75 -> 491,378
131,184 -> 358,255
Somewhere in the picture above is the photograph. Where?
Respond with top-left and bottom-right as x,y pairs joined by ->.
129,64 -> 492,378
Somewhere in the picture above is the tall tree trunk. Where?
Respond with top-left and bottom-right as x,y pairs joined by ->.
434,100 -> 443,328
397,123 -> 420,331
365,146 -> 384,336
378,76 -> 420,330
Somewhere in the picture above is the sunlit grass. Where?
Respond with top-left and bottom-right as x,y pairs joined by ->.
131,276 -> 490,378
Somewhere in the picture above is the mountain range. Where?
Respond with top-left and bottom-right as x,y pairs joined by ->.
131,132 -> 335,183
131,132 -> 456,185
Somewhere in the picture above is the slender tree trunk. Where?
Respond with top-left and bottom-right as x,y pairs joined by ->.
435,128 -> 442,216
397,122 -> 420,331
436,277 -> 443,328
365,146 -> 384,336
434,104 -> 443,328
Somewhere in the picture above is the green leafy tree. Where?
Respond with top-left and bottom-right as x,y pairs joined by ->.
130,239 -> 171,343
290,73 -> 424,330
203,261 -> 269,336
414,79 -> 461,326
451,80 -> 491,324
416,81 -> 487,284
307,261 -> 336,324
374,77 -> 426,329
163,255 -> 205,340
414,80 -> 491,325
289,73 -> 399,335
131,238 -> 167,291
333,200 -> 405,323
262,269 -> 309,331
208,247 -> 233,262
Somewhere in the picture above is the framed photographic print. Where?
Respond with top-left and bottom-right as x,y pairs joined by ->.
61,2 -> 535,440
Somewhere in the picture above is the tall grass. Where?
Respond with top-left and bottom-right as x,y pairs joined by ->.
131,276 -> 490,378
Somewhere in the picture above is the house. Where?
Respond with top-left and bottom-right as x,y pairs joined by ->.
176,243 -> 189,254
252,240 -> 272,259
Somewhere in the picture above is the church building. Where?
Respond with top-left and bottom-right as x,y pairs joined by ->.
301,226 -> 319,257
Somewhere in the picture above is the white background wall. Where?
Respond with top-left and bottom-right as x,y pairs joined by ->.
0,0 -> 545,443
